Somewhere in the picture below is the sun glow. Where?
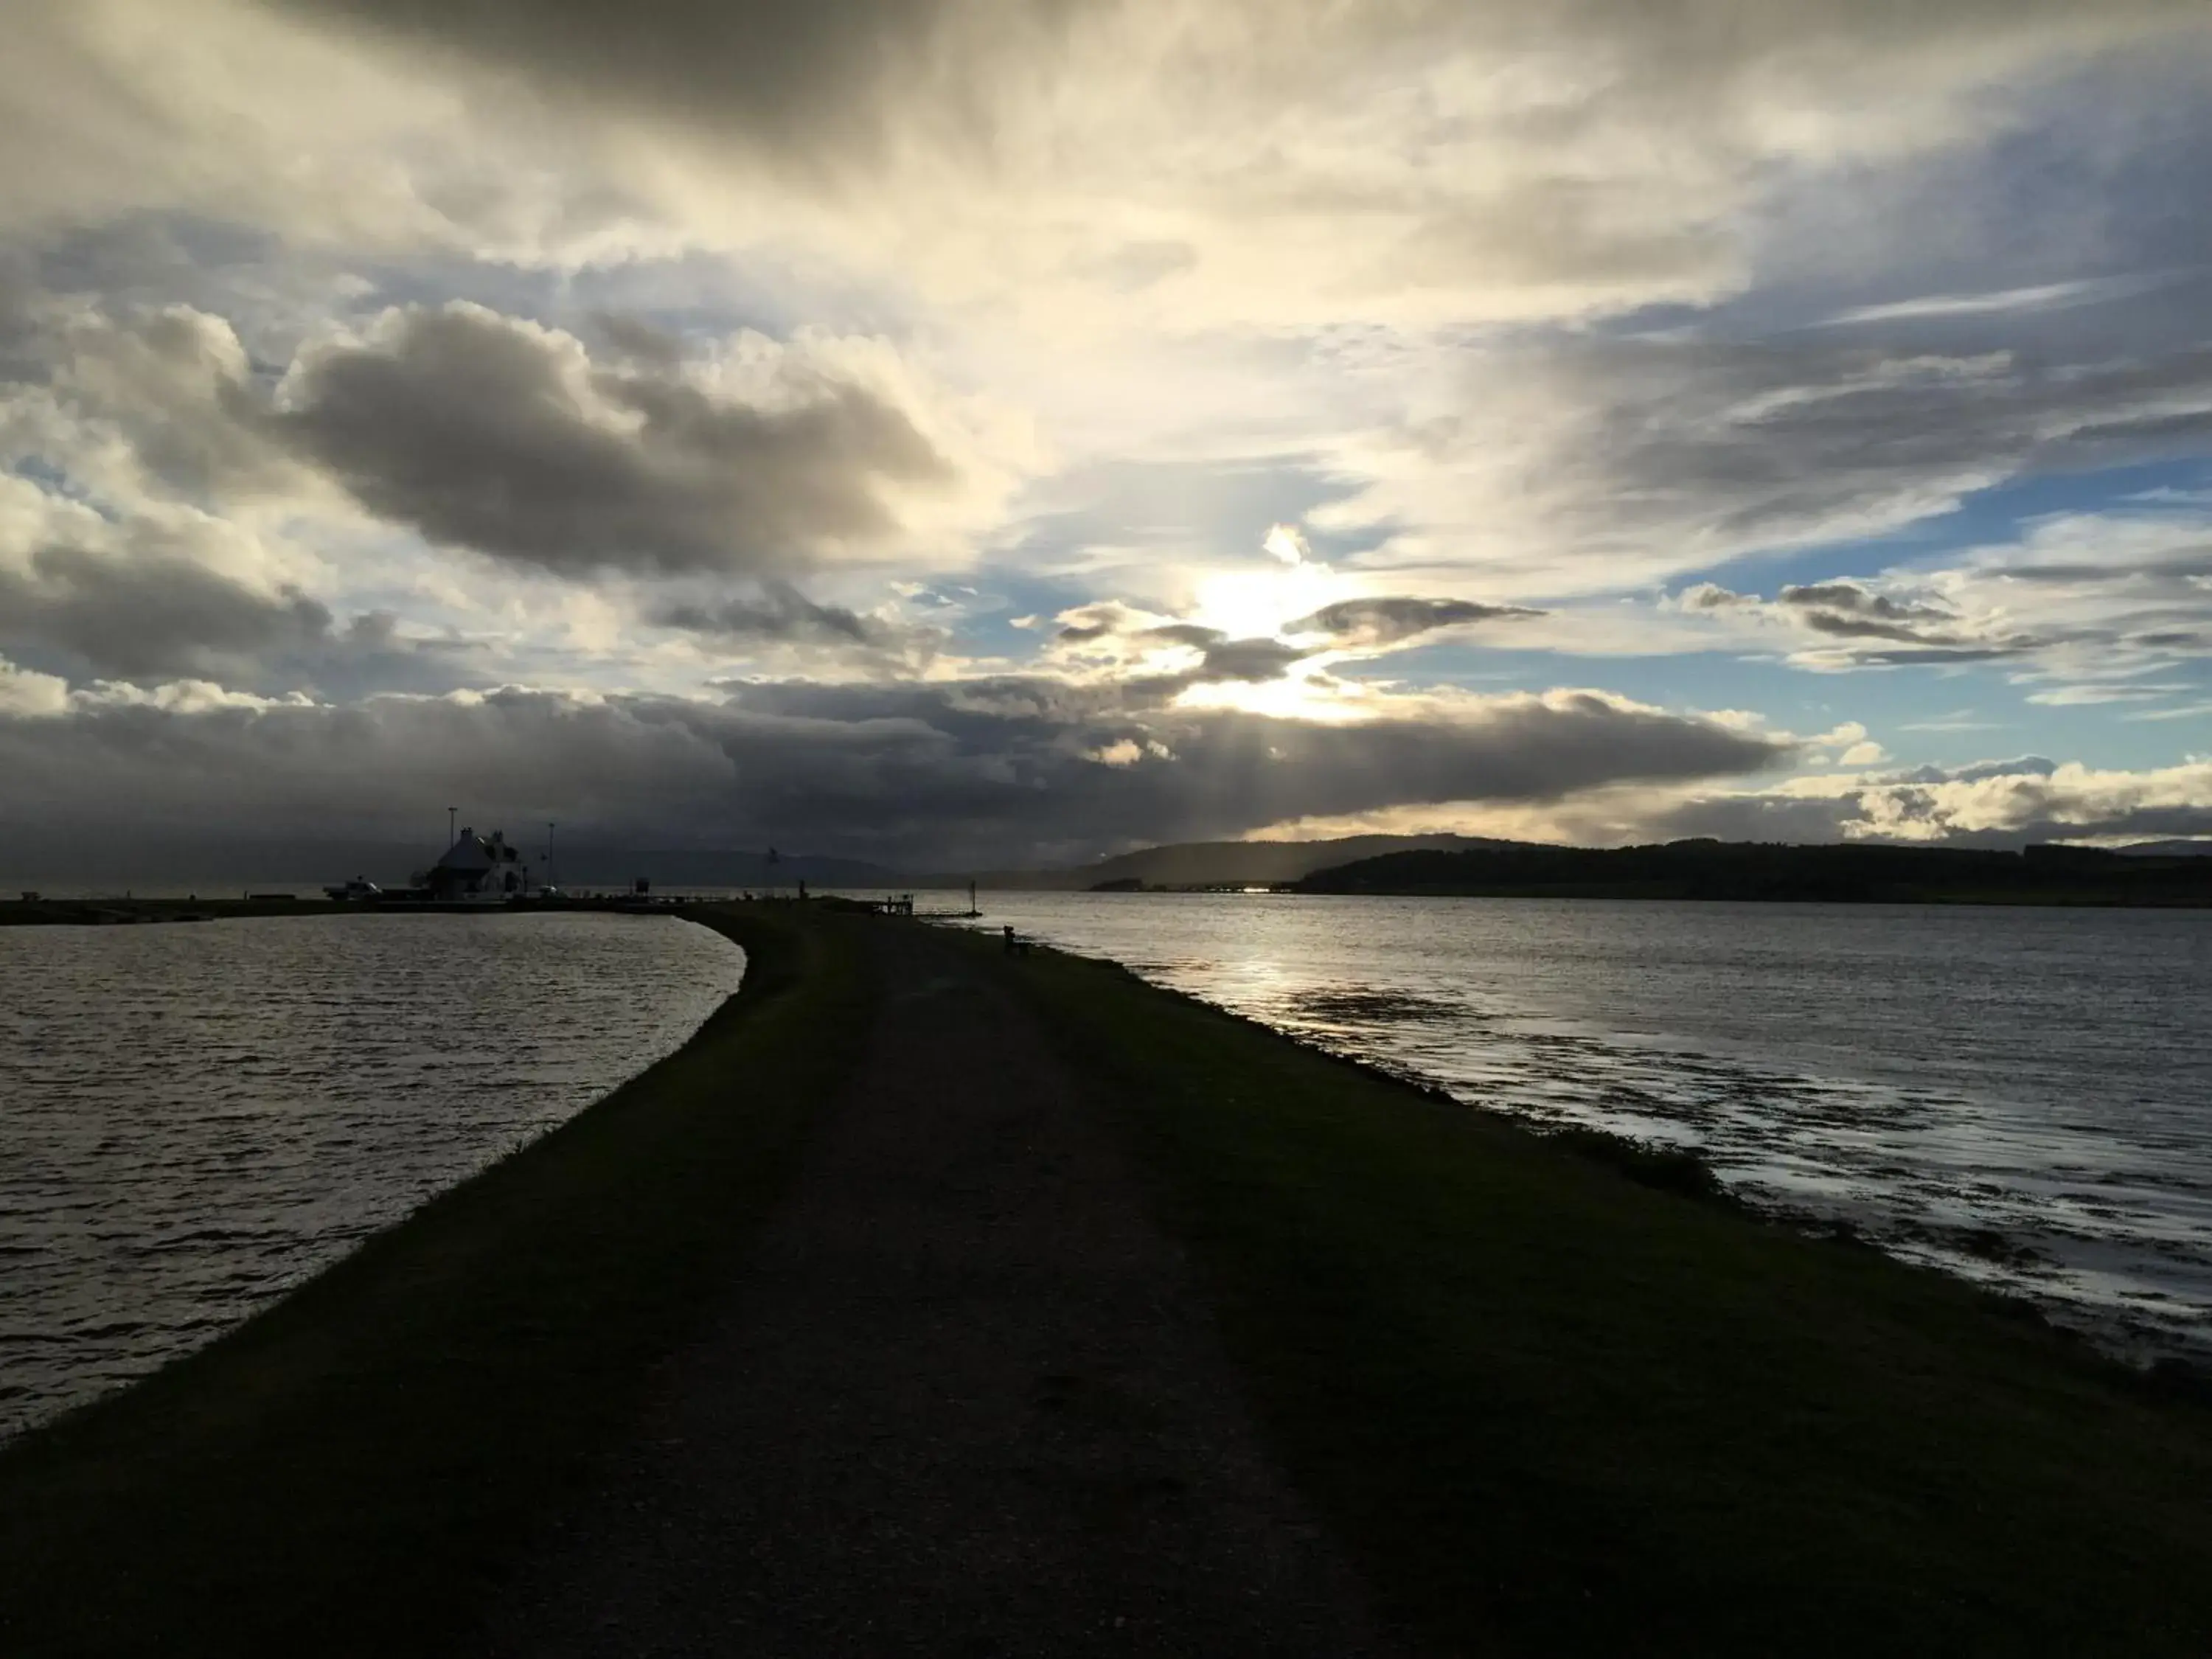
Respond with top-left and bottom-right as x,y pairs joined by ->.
1174,667 -> 1372,723
1188,561 -> 1349,642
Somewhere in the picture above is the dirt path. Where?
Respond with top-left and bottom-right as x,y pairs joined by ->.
484,920 -> 1395,1657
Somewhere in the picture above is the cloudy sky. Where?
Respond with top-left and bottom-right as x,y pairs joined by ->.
4,0 -> 2211,873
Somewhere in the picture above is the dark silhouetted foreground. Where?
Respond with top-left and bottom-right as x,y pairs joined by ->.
4,907 -> 2211,1656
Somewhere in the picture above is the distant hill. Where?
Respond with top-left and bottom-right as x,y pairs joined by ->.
1295,838 -> 2212,907
942,834 -> 1528,891
2114,839 -> 2212,858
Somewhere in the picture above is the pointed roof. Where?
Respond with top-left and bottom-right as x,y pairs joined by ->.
436,831 -> 496,873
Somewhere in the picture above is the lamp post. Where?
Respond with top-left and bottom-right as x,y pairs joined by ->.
447,806 -> 457,850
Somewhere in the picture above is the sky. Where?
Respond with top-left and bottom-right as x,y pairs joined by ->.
2,0 -> 2211,873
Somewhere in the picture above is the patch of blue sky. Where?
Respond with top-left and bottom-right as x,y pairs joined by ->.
8,457 -> 111,518
1900,457 -> 2212,554
1656,456 -> 2212,600
945,564 -> 1101,655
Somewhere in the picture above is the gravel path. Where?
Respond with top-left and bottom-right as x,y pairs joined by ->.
483,920 -> 1395,1656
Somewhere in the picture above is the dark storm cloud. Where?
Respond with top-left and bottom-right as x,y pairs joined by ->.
0,296 -> 296,501
73,307 -> 288,499
0,675 -> 1790,870
645,580 -> 950,672
1181,636 -> 1309,684
590,312 -> 686,372
262,0 -> 1023,170
1141,623 -> 1222,650
253,2 -> 2212,198
1287,596 -> 1537,649
720,679 -> 1786,862
1123,625 -> 1310,686
648,585 -> 886,647
276,304 -> 956,578
0,546 -> 489,698
0,546 -> 331,681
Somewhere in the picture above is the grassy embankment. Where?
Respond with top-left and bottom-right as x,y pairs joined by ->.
0,903 -> 866,1659
973,932 -> 2212,1656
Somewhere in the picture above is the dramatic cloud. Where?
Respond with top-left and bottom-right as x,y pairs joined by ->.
0,546 -> 330,681
1673,510 -> 2212,706
0,654 -> 69,718
1137,630 -> 1310,688
645,580 -> 950,676
1256,756 -> 2212,852
647,585 -> 899,648
1041,591 -> 1533,699
276,305 -> 983,579
0,1 -> 2206,866
1287,597 -> 1537,650
1326,335 -> 2212,594
0,678 -> 1789,872
1678,579 -> 2041,664
254,0 -> 2212,324
1836,758 -> 2212,845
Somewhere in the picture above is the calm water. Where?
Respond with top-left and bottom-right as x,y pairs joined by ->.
953,894 -> 2212,1363
0,913 -> 745,1437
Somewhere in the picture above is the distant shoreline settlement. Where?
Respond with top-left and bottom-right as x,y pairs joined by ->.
321,825 -> 821,908
326,824 -> 556,905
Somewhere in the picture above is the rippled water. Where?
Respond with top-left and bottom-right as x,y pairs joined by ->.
953,894 -> 2212,1364
0,913 -> 745,1437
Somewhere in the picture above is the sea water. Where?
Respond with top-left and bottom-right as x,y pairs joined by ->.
952,894 -> 2212,1365
0,911 -> 745,1437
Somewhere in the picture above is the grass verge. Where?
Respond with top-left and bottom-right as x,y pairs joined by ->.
0,903 -> 866,1659
990,936 -> 2212,1657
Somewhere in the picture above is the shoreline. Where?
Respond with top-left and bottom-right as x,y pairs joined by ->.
4,908 -> 2211,1652
0,903 -> 865,1657
976,923 -> 2212,1652
11,883 -> 2211,926
1075,882 -> 2212,906
937,915 -> 2211,1378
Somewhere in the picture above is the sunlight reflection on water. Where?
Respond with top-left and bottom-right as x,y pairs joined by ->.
0,912 -> 745,1437
953,894 -> 2212,1365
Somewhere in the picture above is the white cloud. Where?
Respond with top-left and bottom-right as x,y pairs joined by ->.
1258,754 -> 2212,849
0,654 -> 68,717
1663,510 -> 2212,703
1817,275 -> 2179,327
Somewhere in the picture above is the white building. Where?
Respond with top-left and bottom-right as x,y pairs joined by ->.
425,827 -> 526,901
